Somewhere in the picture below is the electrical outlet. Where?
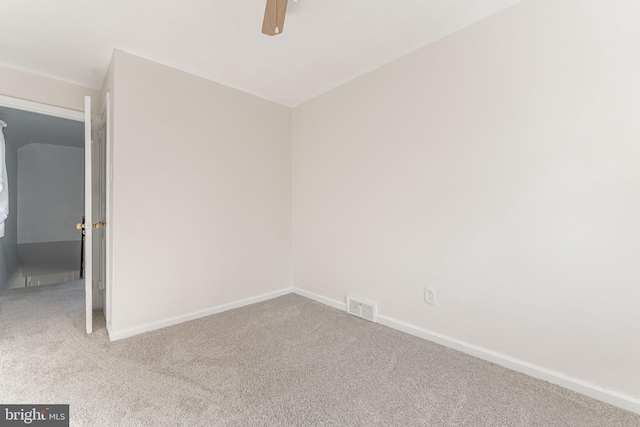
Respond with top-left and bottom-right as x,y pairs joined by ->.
424,288 -> 435,305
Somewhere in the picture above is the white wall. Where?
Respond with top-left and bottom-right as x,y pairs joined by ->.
0,139 -> 20,290
293,0 -> 640,401
0,67 -> 100,113
17,143 -> 84,244
109,51 -> 292,335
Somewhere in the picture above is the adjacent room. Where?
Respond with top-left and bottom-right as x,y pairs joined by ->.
1,0 -> 639,425
0,107 -> 84,290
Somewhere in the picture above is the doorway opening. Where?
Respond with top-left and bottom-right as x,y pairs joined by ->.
0,106 -> 85,290
0,94 -> 110,335
0,93 -> 112,334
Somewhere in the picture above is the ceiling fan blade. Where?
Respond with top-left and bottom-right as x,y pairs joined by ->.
262,0 -> 288,36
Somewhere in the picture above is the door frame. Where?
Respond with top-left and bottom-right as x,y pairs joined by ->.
0,94 -> 111,332
96,93 -> 112,329
0,95 -> 84,122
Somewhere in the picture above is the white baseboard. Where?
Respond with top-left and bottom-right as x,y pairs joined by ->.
108,287 -> 294,341
292,287 -> 640,415
106,320 -> 113,338
293,287 -> 346,311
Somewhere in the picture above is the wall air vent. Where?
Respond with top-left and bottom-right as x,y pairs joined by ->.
348,296 -> 362,316
346,295 -> 378,323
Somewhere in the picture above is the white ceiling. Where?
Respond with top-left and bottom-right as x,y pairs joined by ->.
0,107 -> 84,149
1,0 -> 521,107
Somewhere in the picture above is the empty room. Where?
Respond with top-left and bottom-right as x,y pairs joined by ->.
1,0 -> 639,425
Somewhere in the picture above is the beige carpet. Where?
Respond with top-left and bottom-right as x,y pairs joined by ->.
1,281 -> 639,426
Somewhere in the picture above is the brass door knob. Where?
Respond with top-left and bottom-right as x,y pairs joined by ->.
77,222 -> 105,230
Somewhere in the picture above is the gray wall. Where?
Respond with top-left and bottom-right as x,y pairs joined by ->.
17,143 -> 84,244
0,139 -> 20,290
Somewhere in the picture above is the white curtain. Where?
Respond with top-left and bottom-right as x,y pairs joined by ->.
0,119 -> 8,238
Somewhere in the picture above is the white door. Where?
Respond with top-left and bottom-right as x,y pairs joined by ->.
84,96 -> 93,334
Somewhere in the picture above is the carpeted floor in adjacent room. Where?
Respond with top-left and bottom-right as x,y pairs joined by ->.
1,281 -> 639,426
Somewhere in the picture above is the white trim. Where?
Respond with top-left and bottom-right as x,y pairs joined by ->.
293,287 -> 346,311
0,94 -> 84,122
108,287 -> 295,341
84,96 -> 93,334
292,287 -> 640,415
101,92 -> 113,329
